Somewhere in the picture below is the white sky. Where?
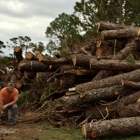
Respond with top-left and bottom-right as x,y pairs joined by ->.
0,0 -> 80,56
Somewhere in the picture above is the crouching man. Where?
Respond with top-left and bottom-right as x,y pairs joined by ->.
0,81 -> 19,125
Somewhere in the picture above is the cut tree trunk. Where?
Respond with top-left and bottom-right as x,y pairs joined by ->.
93,37 -> 140,80
72,53 -> 140,72
86,90 -> 140,120
39,55 -> 71,65
98,21 -> 131,32
55,85 -> 136,110
119,102 -> 140,118
14,46 -> 23,62
18,60 -> 51,72
122,80 -> 140,89
75,68 -> 140,93
26,52 -> 37,60
101,28 -> 139,40
82,117 -> 140,139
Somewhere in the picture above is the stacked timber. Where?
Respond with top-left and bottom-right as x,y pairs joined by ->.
1,21 -> 140,139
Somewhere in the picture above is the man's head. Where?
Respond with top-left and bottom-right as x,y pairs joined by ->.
7,81 -> 15,92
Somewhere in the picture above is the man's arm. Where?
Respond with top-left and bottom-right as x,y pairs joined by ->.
2,100 -> 17,110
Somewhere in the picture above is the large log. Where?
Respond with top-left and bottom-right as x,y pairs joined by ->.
86,90 -> 140,120
82,117 -> 140,139
14,46 -> 23,62
98,21 -> 130,32
55,85 -> 136,110
26,52 -> 37,60
93,37 -> 140,80
101,28 -> 139,40
72,53 -> 140,72
18,60 -> 58,72
39,55 -> 71,65
75,68 -> 140,93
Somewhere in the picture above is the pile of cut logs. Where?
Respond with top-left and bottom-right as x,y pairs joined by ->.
1,21 -> 140,139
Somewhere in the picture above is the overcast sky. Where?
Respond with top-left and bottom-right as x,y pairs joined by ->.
0,0 -> 80,55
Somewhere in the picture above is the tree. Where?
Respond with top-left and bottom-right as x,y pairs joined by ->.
0,40 -> 6,54
9,36 -> 32,55
45,13 -> 81,45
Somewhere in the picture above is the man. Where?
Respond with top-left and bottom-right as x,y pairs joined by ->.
0,81 -> 19,125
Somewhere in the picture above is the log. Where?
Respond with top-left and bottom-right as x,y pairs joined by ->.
39,55 -> 71,65
98,21 -> 130,32
18,60 -> 52,72
75,68 -> 140,93
93,37 -> 140,80
119,102 -> 140,118
55,85 -> 136,110
26,52 -> 37,60
72,53 -> 140,72
15,80 -> 23,89
122,80 -> 140,89
14,46 -> 23,62
86,90 -> 140,120
101,28 -> 139,40
82,117 -> 140,139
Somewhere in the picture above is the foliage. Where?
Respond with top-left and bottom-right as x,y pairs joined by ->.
125,53 -> 135,63
0,40 -> 6,54
18,91 -> 36,106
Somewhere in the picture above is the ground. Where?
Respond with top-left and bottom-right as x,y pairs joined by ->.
0,111 -> 83,140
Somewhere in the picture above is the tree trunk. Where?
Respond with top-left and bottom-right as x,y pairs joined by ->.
14,46 -> 23,62
98,21 -> 130,32
82,117 -> 140,139
86,90 -> 140,120
26,52 -> 37,60
39,55 -> 71,65
18,60 -> 50,72
119,102 -> 140,118
24,71 -> 36,79
101,28 -> 139,40
75,68 -> 140,93
55,85 -> 136,110
93,37 -> 140,80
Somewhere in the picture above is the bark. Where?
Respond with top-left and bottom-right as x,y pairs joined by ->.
119,102 -> 140,118
93,37 -> 140,80
98,21 -> 130,32
122,80 -> 140,89
101,28 -> 139,40
18,60 -> 57,72
14,46 -> 23,62
86,90 -> 140,120
39,55 -> 71,65
55,85 -> 136,110
82,117 -> 140,139
75,68 -> 140,93
73,53 -> 140,72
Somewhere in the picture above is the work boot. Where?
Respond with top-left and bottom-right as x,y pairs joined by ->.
2,114 -> 8,125
6,119 -> 17,125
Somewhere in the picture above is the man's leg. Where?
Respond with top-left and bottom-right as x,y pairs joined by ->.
10,104 -> 18,123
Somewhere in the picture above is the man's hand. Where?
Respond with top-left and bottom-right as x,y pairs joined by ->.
2,104 -> 8,110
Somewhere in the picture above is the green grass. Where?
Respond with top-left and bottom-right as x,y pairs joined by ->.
32,123 -> 140,140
